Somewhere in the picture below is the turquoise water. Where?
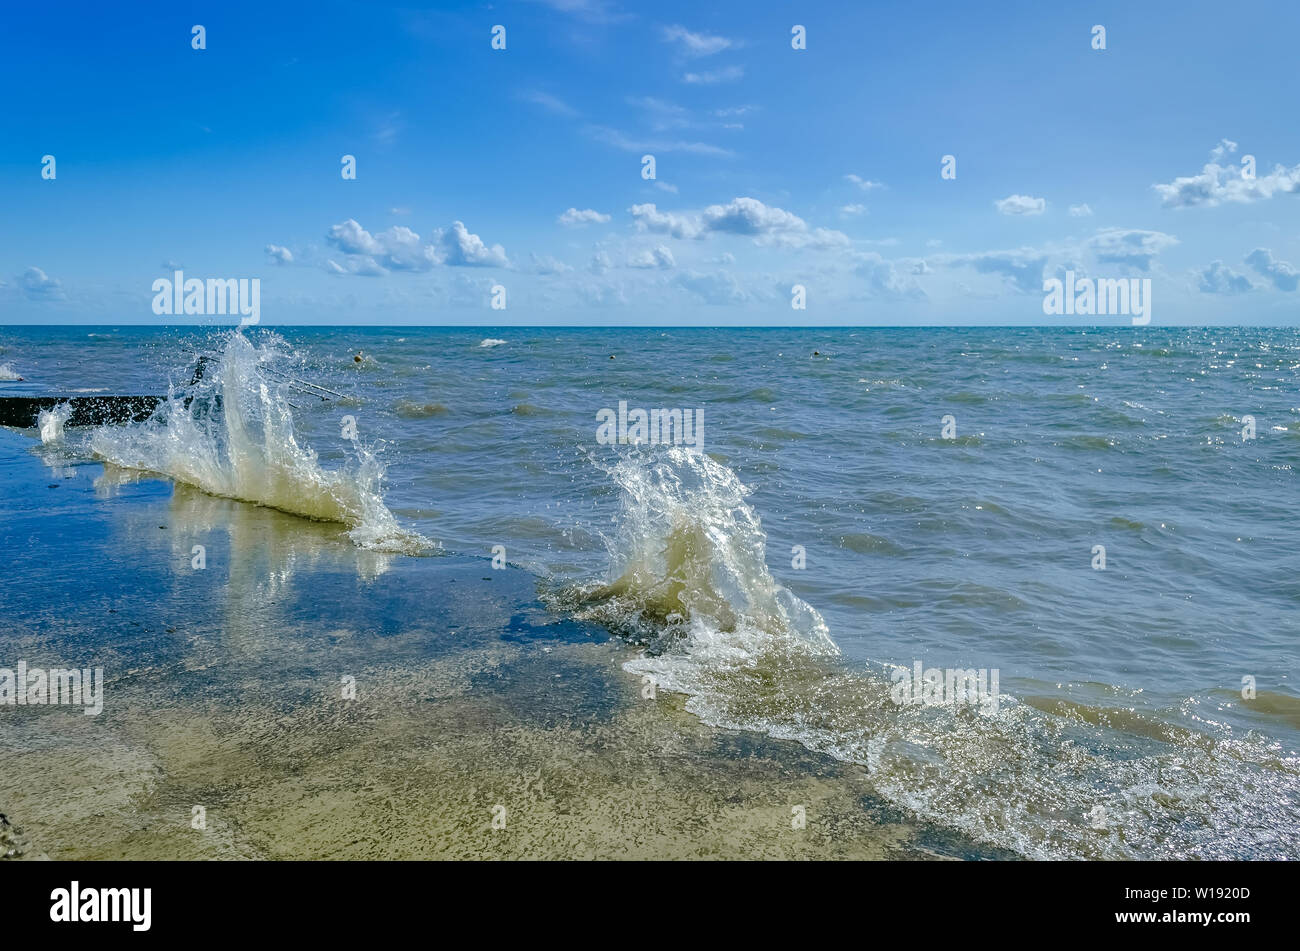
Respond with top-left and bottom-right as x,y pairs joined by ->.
2,324 -> 1298,858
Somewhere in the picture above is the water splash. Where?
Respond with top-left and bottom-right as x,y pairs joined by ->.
554,447 -> 834,655
89,331 -> 428,553
38,403 -> 71,445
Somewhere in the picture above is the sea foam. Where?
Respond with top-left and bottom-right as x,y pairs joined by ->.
89,331 -> 427,553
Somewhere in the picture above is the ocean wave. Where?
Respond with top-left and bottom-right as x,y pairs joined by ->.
0,363 -> 23,382
393,399 -> 449,419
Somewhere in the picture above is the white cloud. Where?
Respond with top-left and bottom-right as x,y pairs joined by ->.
676,270 -> 749,304
327,219 -> 383,255
626,96 -> 690,131
1068,203 -> 1094,217
265,244 -> 294,265
18,266 -> 63,300
526,0 -> 624,24
629,203 -> 703,239
325,218 -> 509,272
845,174 -> 884,191
1245,248 -> 1299,291
627,245 -> 675,269
1195,261 -> 1255,295
1088,228 -> 1178,271
586,125 -> 733,157
434,221 -> 510,267
853,252 -> 925,298
1153,141 -> 1300,208
941,249 -> 1050,293
558,207 -> 611,227
661,25 -> 734,57
519,90 -> 579,118
629,197 -> 849,249
531,253 -> 573,275
682,65 -> 744,84
1210,138 -> 1239,162
840,203 -> 868,217
995,194 -> 1047,216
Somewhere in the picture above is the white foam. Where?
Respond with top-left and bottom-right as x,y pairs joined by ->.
89,331 -> 428,553
38,403 -> 72,445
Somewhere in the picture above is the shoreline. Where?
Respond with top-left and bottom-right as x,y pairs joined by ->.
0,429 -> 1008,860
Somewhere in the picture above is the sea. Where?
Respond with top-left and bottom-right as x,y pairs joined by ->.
1,324 -> 1297,859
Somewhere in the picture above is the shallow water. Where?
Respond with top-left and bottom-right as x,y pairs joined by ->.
1,325 -> 1297,859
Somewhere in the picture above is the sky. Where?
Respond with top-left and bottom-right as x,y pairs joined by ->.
1,0 -> 1299,326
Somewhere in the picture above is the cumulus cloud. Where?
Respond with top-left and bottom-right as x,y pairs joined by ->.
1153,140 -> 1300,208
327,219 -> 383,256
589,251 -> 612,275
676,270 -> 748,304
703,197 -> 806,235
324,218 -> 508,272
530,253 -> 573,275
942,249 -> 1050,293
1195,261 -> 1255,295
1244,248 -> 1299,291
661,25 -> 734,56
627,245 -> 675,269
265,244 -> 294,265
18,267 -> 63,300
629,197 -> 849,249
853,252 -> 925,299
1068,204 -> 1094,217
629,202 -> 704,239
995,194 -> 1047,216
558,207 -> 611,227
1088,228 -> 1178,271
435,221 -> 509,267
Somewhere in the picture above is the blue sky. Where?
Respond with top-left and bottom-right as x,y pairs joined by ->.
2,0 -> 1299,325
